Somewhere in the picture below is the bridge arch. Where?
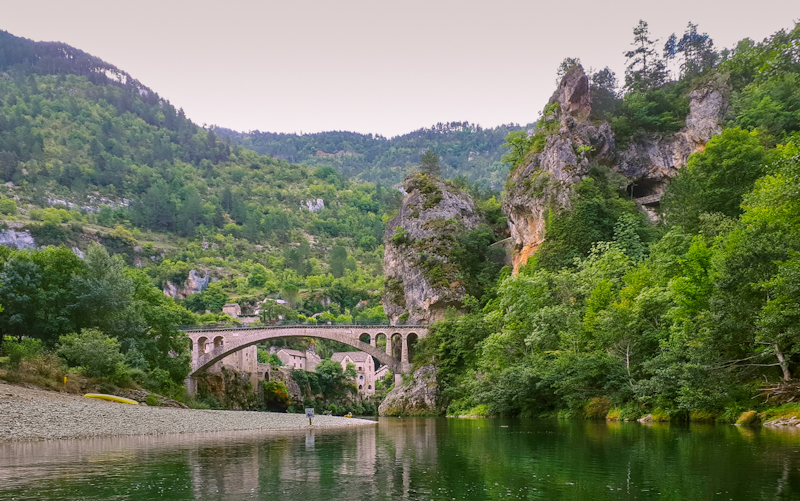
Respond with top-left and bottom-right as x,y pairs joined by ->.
185,325 -> 426,377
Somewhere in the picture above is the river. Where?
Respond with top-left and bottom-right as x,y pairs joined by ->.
2,418 -> 800,500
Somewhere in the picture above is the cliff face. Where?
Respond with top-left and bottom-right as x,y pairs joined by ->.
503,66 -> 616,272
616,85 -> 727,195
378,365 -> 442,416
382,174 -> 481,325
162,269 -> 211,300
503,65 -> 728,272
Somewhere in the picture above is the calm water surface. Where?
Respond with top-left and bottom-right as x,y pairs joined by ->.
2,418 -> 800,500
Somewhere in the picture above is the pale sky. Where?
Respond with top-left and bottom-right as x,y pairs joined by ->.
2,1 -> 797,137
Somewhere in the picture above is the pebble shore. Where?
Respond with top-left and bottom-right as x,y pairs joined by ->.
0,382 -> 376,442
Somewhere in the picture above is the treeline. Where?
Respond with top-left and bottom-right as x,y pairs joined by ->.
216,121 -> 528,188
418,21 -> 800,421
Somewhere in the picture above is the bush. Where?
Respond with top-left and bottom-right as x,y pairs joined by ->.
57,329 -> 127,378
735,410 -> 760,426
146,394 -> 160,406
584,397 -> 611,419
262,381 -> 291,412
0,198 -> 17,215
5,338 -> 43,368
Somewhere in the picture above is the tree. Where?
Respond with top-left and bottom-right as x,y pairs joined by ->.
0,255 -> 42,341
624,20 -> 668,91
419,150 -> 441,176
329,245 -> 348,278
280,284 -> 300,309
662,128 -> 771,231
675,22 -> 718,78
57,328 -> 126,378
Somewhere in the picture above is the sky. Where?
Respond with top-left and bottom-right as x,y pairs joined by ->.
2,1 -> 797,137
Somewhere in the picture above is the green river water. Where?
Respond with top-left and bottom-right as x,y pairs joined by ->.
2,418 -> 800,500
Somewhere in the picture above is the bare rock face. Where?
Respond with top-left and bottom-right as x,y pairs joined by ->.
0,229 -> 36,249
617,85 -> 728,196
378,365 -> 441,416
548,65 -> 593,122
382,174 -> 481,325
503,65 -> 615,273
503,65 -> 728,272
162,269 -> 211,299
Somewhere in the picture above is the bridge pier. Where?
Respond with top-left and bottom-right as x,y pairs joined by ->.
184,376 -> 197,397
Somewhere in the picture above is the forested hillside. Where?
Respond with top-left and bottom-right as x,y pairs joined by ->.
0,30 -> 417,400
216,121 -> 527,188
415,20 -> 800,422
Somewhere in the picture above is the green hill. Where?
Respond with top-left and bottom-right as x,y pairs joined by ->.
214,121 -> 529,189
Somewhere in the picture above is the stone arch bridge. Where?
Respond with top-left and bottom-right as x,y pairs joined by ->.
183,325 -> 427,379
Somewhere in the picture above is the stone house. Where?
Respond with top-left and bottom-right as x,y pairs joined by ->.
222,303 -> 241,317
276,348 -> 321,372
374,364 -> 391,383
331,351 -> 375,396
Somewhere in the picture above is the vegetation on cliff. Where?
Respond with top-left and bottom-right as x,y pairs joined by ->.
417,20 -> 800,422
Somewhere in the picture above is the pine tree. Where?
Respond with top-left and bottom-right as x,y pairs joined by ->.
419,150 -> 440,176
624,20 -> 668,91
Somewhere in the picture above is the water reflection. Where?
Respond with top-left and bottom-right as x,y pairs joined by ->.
3,419 -> 800,499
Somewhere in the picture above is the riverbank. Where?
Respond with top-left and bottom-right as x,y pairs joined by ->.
0,382 -> 376,442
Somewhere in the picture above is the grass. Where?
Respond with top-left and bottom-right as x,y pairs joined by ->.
758,403 -> 800,423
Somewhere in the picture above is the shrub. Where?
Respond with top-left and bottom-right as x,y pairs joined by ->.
736,410 -> 760,426
262,381 -> 291,412
584,397 -> 611,419
57,329 -> 127,378
146,394 -> 160,406
5,338 -> 43,368
0,198 -> 17,215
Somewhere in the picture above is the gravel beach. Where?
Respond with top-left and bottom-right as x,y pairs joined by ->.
0,382 -> 376,442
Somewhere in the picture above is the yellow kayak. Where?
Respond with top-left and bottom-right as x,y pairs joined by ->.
84,393 -> 139,405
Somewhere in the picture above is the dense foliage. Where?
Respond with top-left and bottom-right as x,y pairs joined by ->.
417,20 -> 800,421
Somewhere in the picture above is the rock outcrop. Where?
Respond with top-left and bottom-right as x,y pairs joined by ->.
616,84 -> 728,196
503,65 -> 615,272
162,269 -> 211,299
503,65 -> 728,272
378,365 -> 442,416
0,229 -> 36,249
382,174 -> 481,324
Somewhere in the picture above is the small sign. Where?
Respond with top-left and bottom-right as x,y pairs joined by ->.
305,408 -> 315,419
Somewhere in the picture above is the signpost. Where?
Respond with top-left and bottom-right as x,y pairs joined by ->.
305,407 -> 314,426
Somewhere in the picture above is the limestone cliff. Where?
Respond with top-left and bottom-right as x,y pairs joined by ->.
503,65 -> 728,272
378,365 -> 442,416
162,269 -> 211,300
382,174 -> 481,325
503,65 -> 615,272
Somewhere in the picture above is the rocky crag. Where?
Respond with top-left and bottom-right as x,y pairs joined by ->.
378,365 -> 442,416
162,269 -> 211,300
382,174 -> 481,325
502,65 -> 728,272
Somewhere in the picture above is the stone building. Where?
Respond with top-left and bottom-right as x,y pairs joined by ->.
331,351 -> 375,396
222,303 -> 242,317
276,348 -> 321,372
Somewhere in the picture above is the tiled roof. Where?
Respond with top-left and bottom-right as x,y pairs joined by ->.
331,351 -> 371,363
278,348 -> 306,357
